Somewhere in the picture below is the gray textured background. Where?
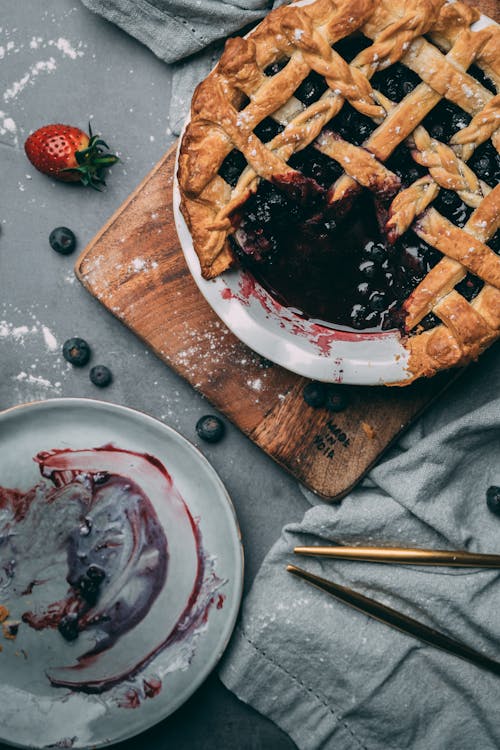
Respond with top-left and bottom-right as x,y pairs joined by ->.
0,1 -> 305,747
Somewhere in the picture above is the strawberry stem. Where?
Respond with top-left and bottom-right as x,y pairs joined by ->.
63,127 -> 119,190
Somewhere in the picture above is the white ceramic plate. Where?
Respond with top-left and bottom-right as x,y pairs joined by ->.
0,399 -> 243,749
172,10 -> 495,386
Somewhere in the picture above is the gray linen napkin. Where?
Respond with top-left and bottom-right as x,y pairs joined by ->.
220,345 -> 500,750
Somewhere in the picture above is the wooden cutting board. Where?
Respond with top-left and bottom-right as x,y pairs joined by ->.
75,145 -> 466,499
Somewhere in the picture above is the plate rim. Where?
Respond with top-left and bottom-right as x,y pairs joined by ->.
0,397 -> 244,750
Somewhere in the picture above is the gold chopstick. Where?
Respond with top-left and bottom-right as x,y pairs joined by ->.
294,545 -> 500,567
287,564 -> 500,677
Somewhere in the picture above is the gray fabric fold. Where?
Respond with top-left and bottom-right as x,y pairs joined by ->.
220,346 -> 500,750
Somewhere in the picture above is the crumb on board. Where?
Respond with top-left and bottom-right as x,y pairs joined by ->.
0,605 -> 9,624
361,421 -> 376,439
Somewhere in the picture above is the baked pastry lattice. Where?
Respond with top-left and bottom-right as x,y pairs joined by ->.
178,0 -> 500,382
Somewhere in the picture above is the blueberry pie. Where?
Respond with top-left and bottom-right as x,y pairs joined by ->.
178,0 -> 500,382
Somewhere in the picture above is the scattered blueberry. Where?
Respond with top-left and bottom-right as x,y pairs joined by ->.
62,337 -> 91,367
369,291 -> 387,311
303,381 -> 327,408
325,387 -> 349,412
486,486 -> 500,517
89,365 -> 112,387
49,226 -> 77,255
196,415 -> 225,443
58,613 -> 79,642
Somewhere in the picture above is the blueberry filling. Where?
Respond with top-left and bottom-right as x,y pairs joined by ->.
327,101 -> 376,146
332,34 -> 372,63
469,141 -> 500,188
422,100 -> 471,142
289,146 -> 343,188
231,168 -> 441,331
466,64 -> 496,95
488,230 -> 500,256
294,70 -> 328,105
371,63 -> 421,102
455,273 -> 483,301
385,143 -> 427,187
219,149 -> 247,186
254,117 -> 285,143
264,59 -> 289,77
433,189 -> 473,227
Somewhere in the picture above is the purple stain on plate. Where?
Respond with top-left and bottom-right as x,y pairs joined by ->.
0,446 -> 226,694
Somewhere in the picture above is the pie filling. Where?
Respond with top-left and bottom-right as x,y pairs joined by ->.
220,40 -> 499,334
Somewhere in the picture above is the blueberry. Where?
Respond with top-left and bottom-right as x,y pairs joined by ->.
369,291 -> 387,311
49,227 -> 77,255
360,260 -> 377,279
429,123 -> 444,141
363,241 -> 385,262
87,564 -> 106,583
303,381 -> 327,408
89,365 -> 112,387
219,149 -> 247,187
196,415 -> 225,443
486,486 -> 500,516
326,387 -> 349,412
350,304 -> 368,329
62,337 -> 91,367
78,575 -> 100,604
58,613 -> 79,641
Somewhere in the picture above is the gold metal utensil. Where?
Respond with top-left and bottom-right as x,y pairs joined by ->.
287,564 -> 500,677
294,545 -> 500,567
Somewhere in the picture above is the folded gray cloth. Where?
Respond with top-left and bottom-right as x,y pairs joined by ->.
80,0 -> 281,134
220,346 -> 500,750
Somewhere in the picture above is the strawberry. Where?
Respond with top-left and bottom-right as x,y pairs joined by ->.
24,122 -> 119,190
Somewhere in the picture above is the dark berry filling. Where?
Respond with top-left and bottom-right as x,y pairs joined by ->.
488,230 -> 500,256
294,70 -> 328,105
455,273 -> 483,301
466,64 -> 496,95
289,146 -> 343,188
433,189 -> 473,227
469,141 -> 500,188
422,100 -> 471,142
219,149 -> 247,187
327,101 -> 375,145
231,168 -> 441,332
264,59 -> 289,77
332,34 -> 372,63
254,117 -> 284,143
385,143 -> 427,187
371,63 -> 421,102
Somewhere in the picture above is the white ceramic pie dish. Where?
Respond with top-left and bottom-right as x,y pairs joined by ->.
172,8 -> 495,386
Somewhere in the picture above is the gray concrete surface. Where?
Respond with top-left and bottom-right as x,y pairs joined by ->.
0,2 -> 306,747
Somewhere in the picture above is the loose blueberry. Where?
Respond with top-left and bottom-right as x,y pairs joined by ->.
303,381 -> 327,408
58,613 -> 79,642
486,486 -> 500,517
89,365 -> 112,387
326,387 -> 349,412
359,260 -> 377,279
49,226 -> 77,255
62,337 -> 91,367
196,415 -> 225,443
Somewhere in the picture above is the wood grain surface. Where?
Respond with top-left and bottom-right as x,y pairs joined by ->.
76,0 -> 495,498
